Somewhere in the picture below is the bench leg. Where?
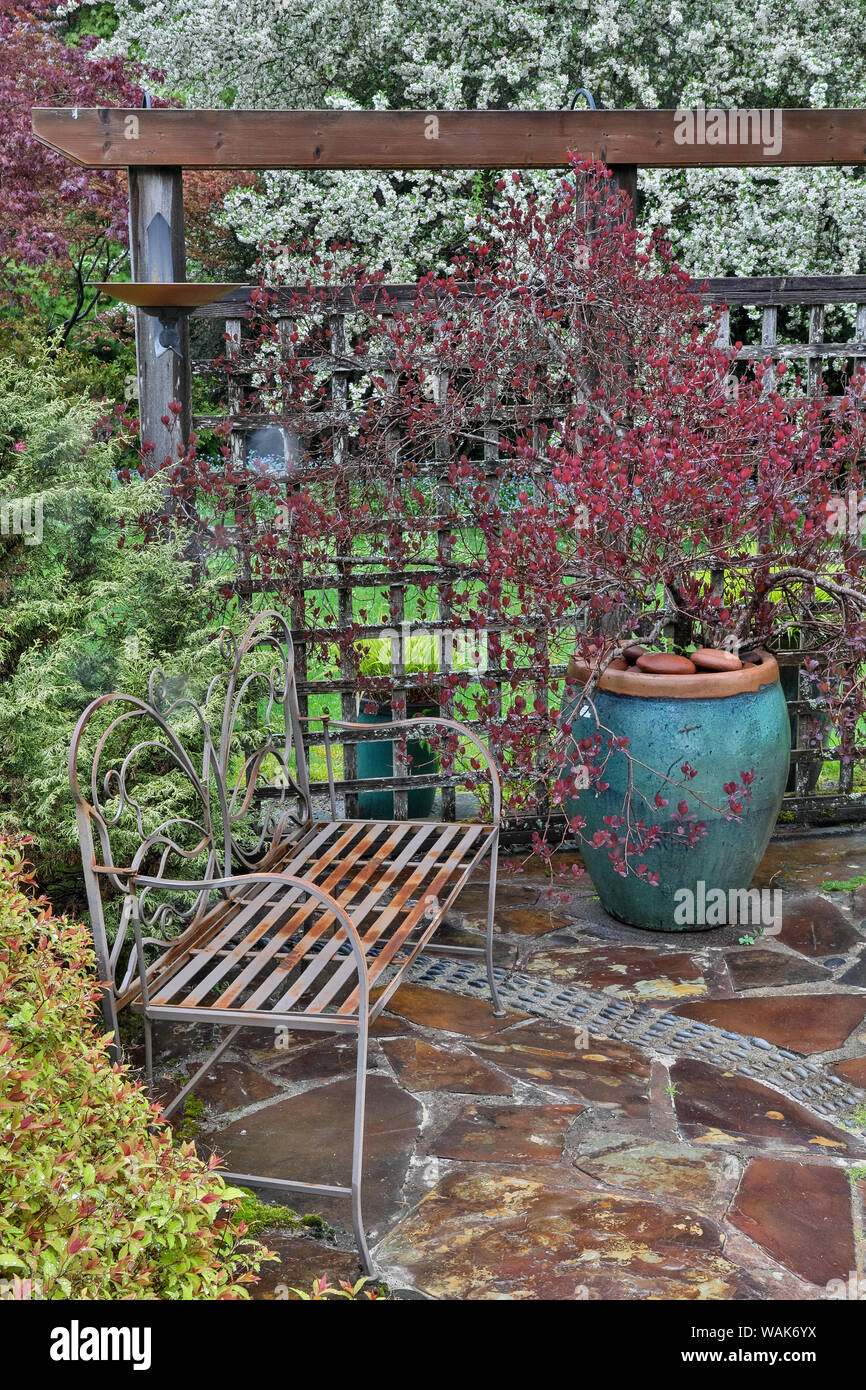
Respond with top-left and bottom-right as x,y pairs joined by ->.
485,835 -> 505,1015
351,1013 -> 374,1275
146,1012 -> 377,1276
143,1016 -> 154,1087
159,1025 -> 242,1122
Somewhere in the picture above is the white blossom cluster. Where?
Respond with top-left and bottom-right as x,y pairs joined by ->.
90,0 -> 866,279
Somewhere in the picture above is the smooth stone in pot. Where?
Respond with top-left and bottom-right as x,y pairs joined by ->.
690,647 -> 743,672
635,652 -> 697,675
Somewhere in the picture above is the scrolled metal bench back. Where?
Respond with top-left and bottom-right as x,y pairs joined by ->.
68,609 -> 311,1007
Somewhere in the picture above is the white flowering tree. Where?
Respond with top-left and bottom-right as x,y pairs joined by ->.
89,0 -> 866,280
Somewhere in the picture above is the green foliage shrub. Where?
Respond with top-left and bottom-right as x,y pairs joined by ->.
0,307 -> 137,412
0,341 -> 222,881
0,836 -> 266,1298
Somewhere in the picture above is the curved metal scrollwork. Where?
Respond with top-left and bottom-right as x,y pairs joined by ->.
68,609 -> 312,1000
206,609 -> 311,869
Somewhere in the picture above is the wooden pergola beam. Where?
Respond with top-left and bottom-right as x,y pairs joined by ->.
31,107 -> 866,169
184,274 -> 866,317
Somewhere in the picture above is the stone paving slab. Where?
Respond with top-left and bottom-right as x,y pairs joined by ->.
214,1074 -> 423,1238
464,906 -> 578,937
752,830 -> 866,894
775,896 -> 863,957
520,944 -> 708,1000
140,831 -> 866,1301
469,1021 -> 653,1120
839,955 -> 866,988
833,1056 -> 866,1087
182,1061 -> 280,1112
573,1140 -> 736,1212
253,1233 -> 362,1300
670,1057 -> 861,1152
729,1158 -> 856,1287
374,983 -> 528,1036
372,1169 -> 781,1301
268,1035 -> 375,1084
671,994 -> 866,1055
430,1102 -> 584,1163
724,948 -> 832,992
381,1037 -> 513,1095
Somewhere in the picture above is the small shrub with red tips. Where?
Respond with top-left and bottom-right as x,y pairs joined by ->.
0,836 -> 267,1299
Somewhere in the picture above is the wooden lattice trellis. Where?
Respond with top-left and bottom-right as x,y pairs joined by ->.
189,274 -> 866,832
192,284 -> 561,827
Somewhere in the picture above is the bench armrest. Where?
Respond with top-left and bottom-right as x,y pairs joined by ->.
332,714 -> 502,823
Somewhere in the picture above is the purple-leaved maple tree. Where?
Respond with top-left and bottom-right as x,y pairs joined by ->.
0,2 -> 155,338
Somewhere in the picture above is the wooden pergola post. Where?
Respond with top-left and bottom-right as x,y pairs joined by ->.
608,165 -> 638,217
127,167 -> 191,467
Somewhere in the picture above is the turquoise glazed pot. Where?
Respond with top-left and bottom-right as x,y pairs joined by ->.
561,651 -> 789,931
356,701 -> 438,820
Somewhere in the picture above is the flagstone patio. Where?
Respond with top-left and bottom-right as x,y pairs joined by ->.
149,829 -> 866,1301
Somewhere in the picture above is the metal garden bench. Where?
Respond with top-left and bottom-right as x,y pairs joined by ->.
69,609 -> 502,1272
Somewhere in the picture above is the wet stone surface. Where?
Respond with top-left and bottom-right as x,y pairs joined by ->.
182,1061 -> 280,1113
149,1020 -> 220,1060
838,953 -> 866,988
379,983 -> 527,1037
671,993 -> 866,1055
253,1233 -> 363,1300
724,948 -> 831,992
214,1074 -> 423,1237
430,1102 -> 583,1163
374,1169 -> 772,1301
381,1037 -> 512,1095
729,1158 -> 856,1287
574,1141 -> 732,1208
832,1055 -> 866,1088
753,832 -> 866,894
670,1057 -> 859,1153
142,831 -> 866,1301
420,917 -> 515,965
452,881 -> 537,915
775,895 -> 863,958
488,907 -> 577,937
520,944 -> 707,1000
469,1021 -> 652,1119
269,1036 -> 369,1084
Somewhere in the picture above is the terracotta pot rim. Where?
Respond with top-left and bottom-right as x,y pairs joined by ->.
566,648 -> 780,699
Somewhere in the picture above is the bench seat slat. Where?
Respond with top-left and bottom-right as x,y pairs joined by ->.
144,818 -> 491,1019
214,820 -> 428,1010
150,819 -> 370,1005
338,823 -> 486,1011
168,819 -> 397,1007
235,821 -> 441,1012
310,823 -> 484,1015
262,822 -> 467,1014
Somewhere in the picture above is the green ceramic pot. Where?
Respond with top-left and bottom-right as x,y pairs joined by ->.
356,701 -> 438,820
561,651 -> 790,931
